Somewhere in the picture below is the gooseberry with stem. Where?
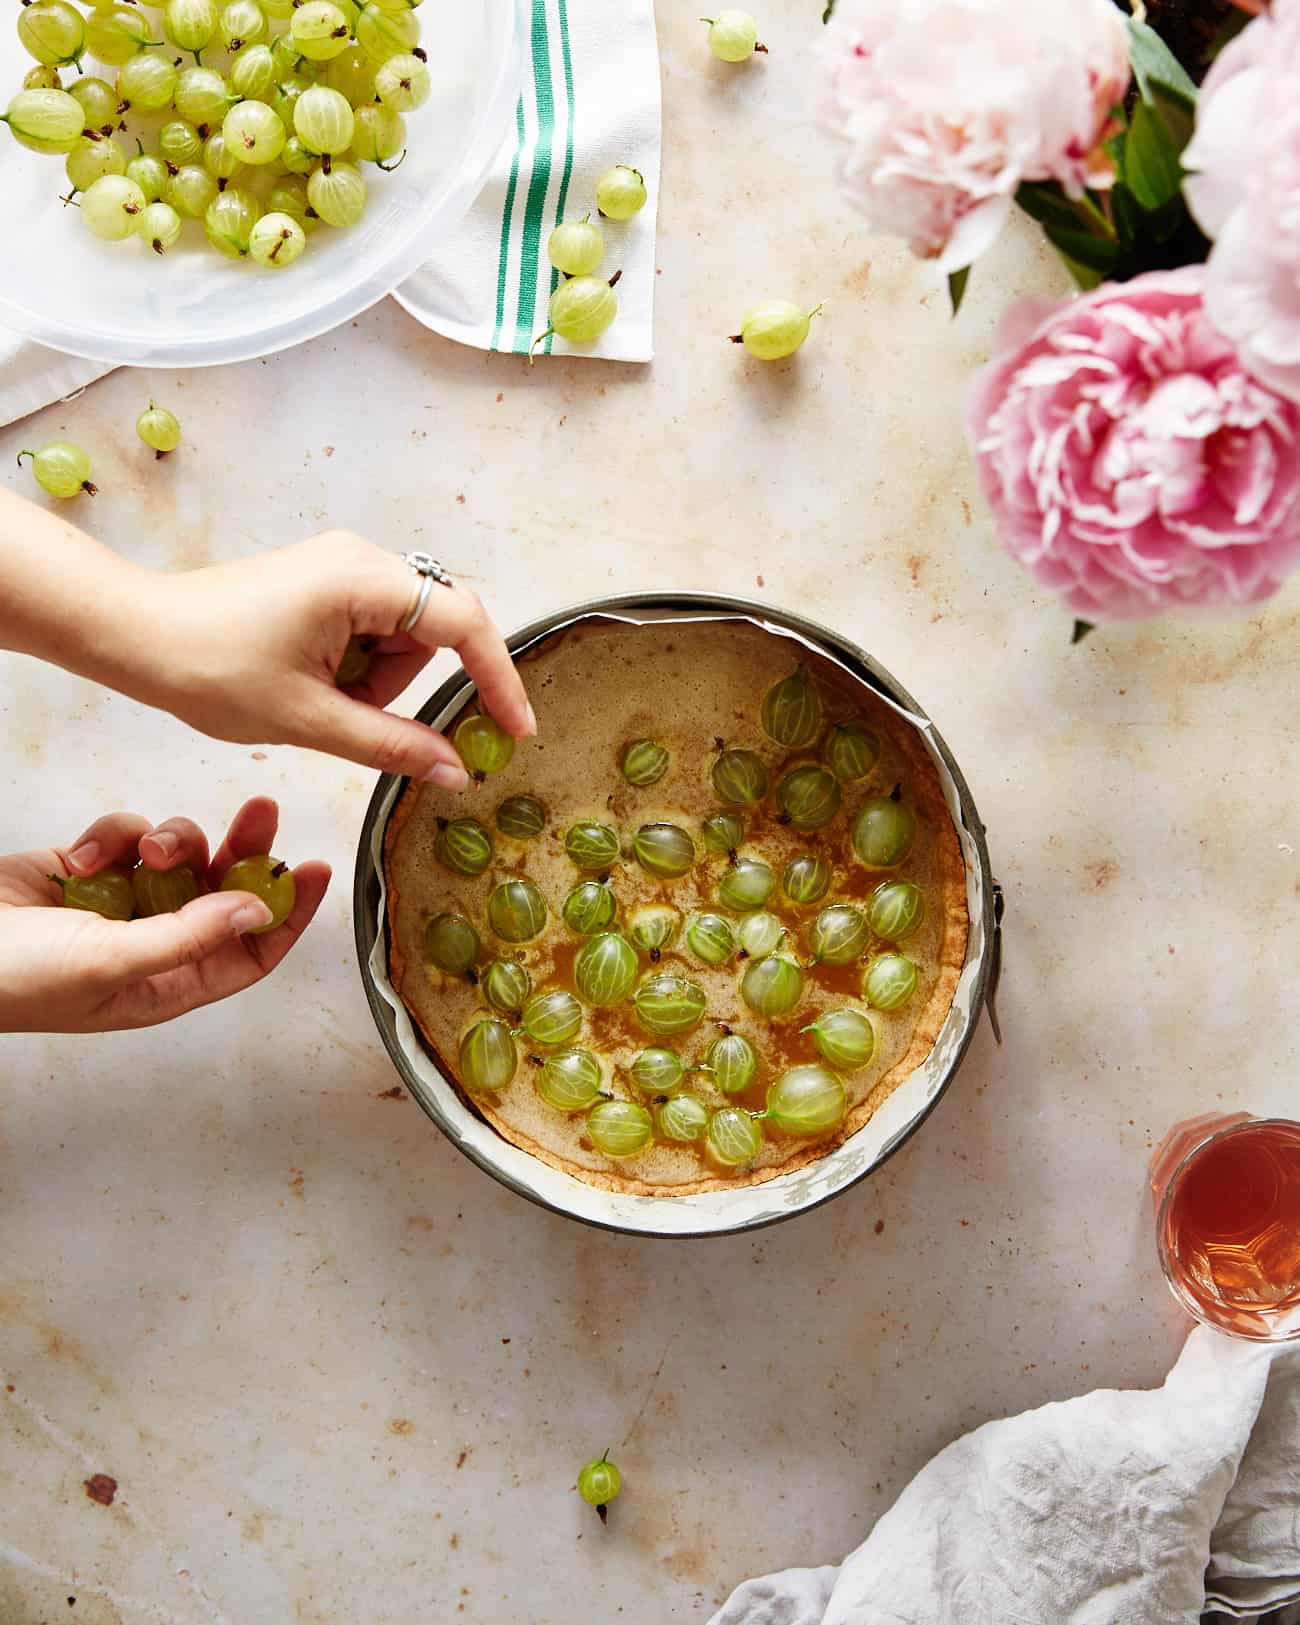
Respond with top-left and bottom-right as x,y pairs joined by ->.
851,789 -> 916,870
18,441 -> 96,498
564,820 -> 620,871
732,302 -> 822,361
453,714 -> 514,780
803,1008 -> 875,1069
220,854 -> 296,930
701,9 -> 765,61
595,164 -> 645,219
374,50 -> 429,110
574,932 -> 638,1006
702,1031 -> 757,1094
763,1065 -> 846,1136
136,199 -> 182,254
17,1 -> 86,70
516,989 -> 581,1047
634,972 -> 706,1036
2,87 -> 84,153
736,911 -> 782,958
627,904 -> 679,960
547,214 -> 604,278
824,721 -> 880,783
656,1093 -> 708,1141
711,748 -> 768,806
760,665 -> 822,748
701,812 -> 744,855
577,1450 -> 621,1523
529,271 -> 620,362
562,879 -> 616,937
423,911 -> 479,978
685,912 -> 734,967
717,858 -> 775,913
538,1049 -> 603,1112
50,868 -> 132,920
250,210 -> 307,267
775,765 -> 841,831
629,1047 -> 685,1096
483,957 -> 531,1013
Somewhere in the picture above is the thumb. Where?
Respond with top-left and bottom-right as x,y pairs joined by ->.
108,891 -> 273,983
301,688 -> 470,787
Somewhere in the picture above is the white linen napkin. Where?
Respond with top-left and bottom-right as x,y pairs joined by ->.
709,1327 -> 1300,1625
395,0 -> 661,362
0,329 -> 112,430
0,0 -> 661,427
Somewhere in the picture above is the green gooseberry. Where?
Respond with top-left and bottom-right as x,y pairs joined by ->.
702,812 -> 745,854
740,952 -> 805,1019
862,952 -> 918,1011
629,1047 -> 686,1096
131,862 -> 199,917
423,910 -> 479,977
634,973 -> 707,1036
52,868 -> 133,921
760,665 -> 822,749
564,820 -> 621,870
562,879 -> 617,936
717,858 -> 775,912
808,903 -> 870,965
685,912 -> 734,967
574,932 -> 638,1006
577,1450 -> 622,1513
496,795 -> 547,840
782,853 -> 831,906
824,721 -> 881,783
459,1019 -> 517,1092
775,765 -> 842,831
633,823 -> 695,880
621,738 -> 670,786
627,904 -> 680,960
483,957 -> 531,1012
868,881 -> 925,942
656,1093 -> 708,1142
736,911 -> 783,958
764,1064 -> 846,1135
454,714 -> 515,780
712,748 -> 769,807
803,1008 -> 876,1068
538,1048 -> 604,1111
851,793 -> 917,870
435,816 -> 492,877
587,1098 -> 653,1158
517,989 -> 582,1046
706,1106 -> 762,1167
487,879 -> 548,942
703,1031 -> 758,1094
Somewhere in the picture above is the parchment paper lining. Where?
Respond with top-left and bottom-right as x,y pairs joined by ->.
365,608 -> 989,1237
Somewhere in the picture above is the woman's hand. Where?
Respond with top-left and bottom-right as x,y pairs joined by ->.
147,532 -> 535,789
0,797 -> 329,1034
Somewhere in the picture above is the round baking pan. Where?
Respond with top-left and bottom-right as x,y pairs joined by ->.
354,594 -> 998,1238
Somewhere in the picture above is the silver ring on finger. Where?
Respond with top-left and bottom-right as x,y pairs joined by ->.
399,551 -> 455,633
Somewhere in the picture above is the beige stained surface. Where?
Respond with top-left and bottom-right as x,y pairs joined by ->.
2,8 -> 1299,1622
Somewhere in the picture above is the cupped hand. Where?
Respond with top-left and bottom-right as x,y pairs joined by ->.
150,532 -> 535,789
0,797 -> 329,1034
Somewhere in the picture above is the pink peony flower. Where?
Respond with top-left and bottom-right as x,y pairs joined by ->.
818,0 -> 1130,272
967,268 -> 1300,621
1184,0 -> 1300,404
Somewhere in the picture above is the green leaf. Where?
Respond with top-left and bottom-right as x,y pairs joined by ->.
1123,98 -> 1183,211
822,0 -> 835,20
1059,256 -> 1105,292
1041,223 -> 1120,276
1110,181 -> 1144,250
947,265 -> 970,317
1071,620 -> 1096,645
1126,17 -> 1197,109
1015,181 -> 1098,233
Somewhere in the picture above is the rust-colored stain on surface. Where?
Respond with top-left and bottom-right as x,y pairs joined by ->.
388,1418 -> 415,1436
455,1448 -> 470,1469
874,1219 -> 885,1235
1085,858 -> 1120,891
375,1086 -> 405,1101
84,1474 -> 117,1506
289,1168 -> 305,1199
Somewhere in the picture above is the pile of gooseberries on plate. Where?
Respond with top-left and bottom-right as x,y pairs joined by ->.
423,665 -> 937,1176
3,0 -> 436,269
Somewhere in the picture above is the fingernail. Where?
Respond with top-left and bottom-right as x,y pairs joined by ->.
231,901 -> 274,934
424,762 -> 470,790
148,831 -> 180,860
523,702 -> 538,737
68,841 -> 100,873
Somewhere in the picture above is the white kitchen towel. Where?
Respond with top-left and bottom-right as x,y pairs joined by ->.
394,0 -> 660,362
710,1327 -> 1300,1625
0,328 -> 113,431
